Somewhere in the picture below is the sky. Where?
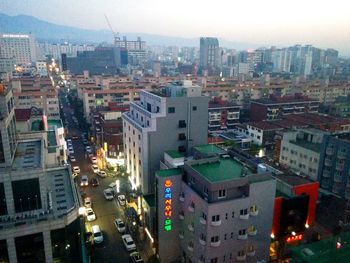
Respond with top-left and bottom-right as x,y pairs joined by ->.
2,0 -> 350,53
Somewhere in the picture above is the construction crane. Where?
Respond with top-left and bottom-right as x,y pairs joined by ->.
104,14 -> 119,43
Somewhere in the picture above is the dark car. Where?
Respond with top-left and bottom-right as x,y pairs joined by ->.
72,135 -> 79,140
90,178 -> 99,187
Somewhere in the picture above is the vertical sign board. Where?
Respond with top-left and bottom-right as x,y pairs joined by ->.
164,179 -> 173,231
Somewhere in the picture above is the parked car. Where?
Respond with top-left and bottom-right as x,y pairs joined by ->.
117,195 -> 126,206
98,171 -> 107,178
72,166 -> 80,173
91,164 -> 99,173
85,146 -> 92,153
84,197 -> 92,208
114,218 -> 126,233
130,252 -> 144,263
92,225 -> 103,244
85,208 -> 96,221
122,234 -> 136,251
103,189 -> 114,200
90,156 -> 97,164
72,135 -> 79,140
69,155 -> 76,162
90,178 -> 99,187
80,175 -> 89,187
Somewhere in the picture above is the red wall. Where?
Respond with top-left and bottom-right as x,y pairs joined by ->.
293,182 -> 319,226
272,197 -> 283,237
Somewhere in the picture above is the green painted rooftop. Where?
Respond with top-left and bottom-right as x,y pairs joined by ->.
31,120 -> 43,131
194,144 -> 226,155
291,232 -> 350,263
156,168 -> 182,177
191,158 -> 252,183
165,150 -> 185,159
48,119 -> 63,129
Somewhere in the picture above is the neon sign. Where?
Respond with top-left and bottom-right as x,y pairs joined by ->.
164,179 -> 173,231
286,234 -> 302,243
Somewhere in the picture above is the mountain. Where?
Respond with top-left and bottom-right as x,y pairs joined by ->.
0,13 -> 258,50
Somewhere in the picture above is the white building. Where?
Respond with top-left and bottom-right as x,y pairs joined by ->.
0,34 -> 37,64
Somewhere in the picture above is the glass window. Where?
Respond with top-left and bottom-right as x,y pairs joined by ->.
168,107 -> 175,113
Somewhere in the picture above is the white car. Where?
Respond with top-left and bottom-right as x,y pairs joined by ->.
98,171 -> 107,178
114,218 -> 126,233
69,156 -> 76,162
92,225 -> 103,244
90,157 -> 97,164
122,234 -> 136,251
80,175 -> 89,186
117,195 -> 126,206
103,189 -> 114,200
72,166 -> 80,173
84,197 -> 92,208
91,164 -> 99,173
85,208 -> 96,221
86,146 -> 92,153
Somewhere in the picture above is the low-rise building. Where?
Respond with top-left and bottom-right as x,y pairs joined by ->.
208,98 -> 241,132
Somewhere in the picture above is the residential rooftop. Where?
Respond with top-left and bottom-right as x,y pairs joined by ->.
165,150 -> 185,159
48,119 -> 63,129
156,168 -> 182,178
193,144 -> 226,155
290,138 -> 322,153
191,158 -> 253,183
12,140 -> 42,169
274,174 -> 314,187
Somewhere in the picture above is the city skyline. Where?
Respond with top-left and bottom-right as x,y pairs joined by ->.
2,0 -> 350,55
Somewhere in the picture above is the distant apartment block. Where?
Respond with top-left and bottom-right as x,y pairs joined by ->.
250,94 -> 319,121
0,34 -> 37,64
200,37 -> 219,70
208,98 -> 241,132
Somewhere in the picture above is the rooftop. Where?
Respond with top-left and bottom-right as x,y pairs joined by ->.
193,144 -> 226,155
248,121 -> 284,131
12,140 -> 42,169
156,168 -> 182,178
48,119 -> 63,129
253,94 -> 314,105
291,231 -> 350,263
274,174 -> 314,187
165,150 -> 185,159
191,158 -> 252,183
290,139 -> 322,153
31,120 -> 44,131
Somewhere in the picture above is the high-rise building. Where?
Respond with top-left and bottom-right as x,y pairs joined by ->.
199,37 -> 219,70
122,80 -> 209,194
114,36 -> 147,66
0,34 -> 37,64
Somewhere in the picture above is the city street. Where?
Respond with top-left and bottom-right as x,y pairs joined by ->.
60,91 -> 150,263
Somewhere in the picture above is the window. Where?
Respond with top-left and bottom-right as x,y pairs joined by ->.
240,209 -> 248,215
239,229 -> 246,235
179,120 -> 186,128
201,212 -> 207,220
200,233 -> 206,241
225,213 -> 228,220
147,120 -> 150,126
210,258 -> 218,263
230,232 -> 233,239
168,107 -> 175,113
138,135 -> 141,140
193,106 -> 197,111
211,236 -> 219,243
232,211 -> 235,218
224,234 -> 227,240
237,250 -> 245,257
212,215 -> 220,222
218,189 -> 226,198
178,133 -> 186,140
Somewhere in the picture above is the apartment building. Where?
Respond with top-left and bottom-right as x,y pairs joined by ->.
122,80 -> 209,194
0,84 -> 81,262
0,34 -> 36,64
279,129 -> 325,181
155,150 -> 276,263
208,98 -> 241,132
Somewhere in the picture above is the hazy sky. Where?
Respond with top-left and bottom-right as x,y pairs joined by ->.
2,0 -> 350,53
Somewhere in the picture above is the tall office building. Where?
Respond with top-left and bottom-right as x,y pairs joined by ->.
200,37 -> 219,70
122,80 -> 209,194
0,34 -> 37,64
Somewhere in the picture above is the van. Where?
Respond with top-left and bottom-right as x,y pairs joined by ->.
92,225 -> 103,244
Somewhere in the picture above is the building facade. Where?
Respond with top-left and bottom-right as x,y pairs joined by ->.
122,80 -> 209,194
0,34 -> 36,64
200,37 -> 219,70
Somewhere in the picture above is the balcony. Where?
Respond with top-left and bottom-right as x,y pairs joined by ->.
188,224 -> 194,232
199,238 -> 206,246
248,227 -> 257,236
199,217 -> 207,225
236,255 -> 246,261
188,204 -> 195,213
336,163 -> 345,171
322,170 -> 331,178
247,250 -> 256,257
338,151 -> 346,159
179,213 -> 185,220
324,158 -> 332,167
210,220 -> 222,227
238,233 -> 248,240
179,195 -> 185,202
239,214 -> 249,220
326,147 -> 334,155
210,240 -> 221,247
334,175 -> 343,183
